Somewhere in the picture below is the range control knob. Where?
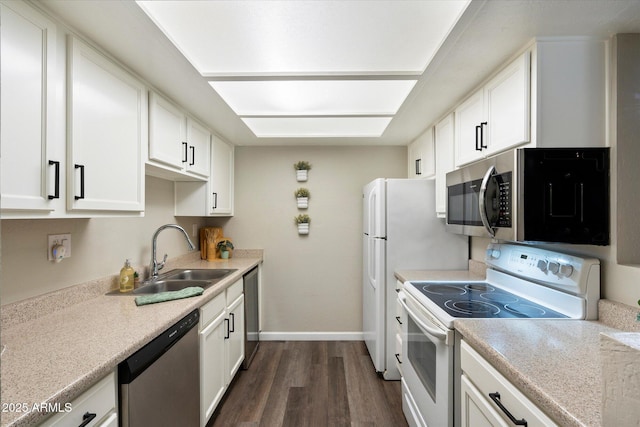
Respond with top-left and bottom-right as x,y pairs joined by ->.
547,261 -> 560,274
537,260 -> 548,273
491,249 -> 501,259
559,264 -> 574,277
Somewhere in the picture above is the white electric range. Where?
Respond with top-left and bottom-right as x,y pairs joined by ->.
397,243 -> 600,427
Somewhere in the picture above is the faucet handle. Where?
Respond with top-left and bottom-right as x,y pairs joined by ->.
158,253 -> 168,272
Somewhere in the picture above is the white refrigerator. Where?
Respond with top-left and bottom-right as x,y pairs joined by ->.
362,178 -> 468,380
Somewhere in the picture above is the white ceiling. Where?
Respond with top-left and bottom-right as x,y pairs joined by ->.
37,0 -> 640,146
136,1 -> 469,138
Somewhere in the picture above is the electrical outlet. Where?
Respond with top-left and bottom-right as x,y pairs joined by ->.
48,234 -> 71,261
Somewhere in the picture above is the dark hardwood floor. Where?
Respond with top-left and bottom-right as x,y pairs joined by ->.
209,341 -> 408,427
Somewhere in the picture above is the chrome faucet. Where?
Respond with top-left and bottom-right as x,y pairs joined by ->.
149,224 -> 196,280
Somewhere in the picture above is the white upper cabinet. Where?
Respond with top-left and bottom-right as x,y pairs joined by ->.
209,136 -> 234,216
407,127 -> 435,179
67,36 -> 146,212
455,51 -> 530,167
174,135 -> 234,217
434,113 -> 455,217
148,91 -> 211,181
1,1 -> 59,214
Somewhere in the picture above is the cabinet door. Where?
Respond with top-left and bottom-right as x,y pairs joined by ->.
200,311 -> 227,427
455,89 -> 485,167
435,113 -> 455,216
408,128 -> 435,179
485,51 -> 530,156
186,118 -> 211,178
209,137 -> 234,216
67,37 -> 146,212
460,375 -> 507,427
1,1 -> 58,213
226,294 -> 245,384
149,92 -> 187,170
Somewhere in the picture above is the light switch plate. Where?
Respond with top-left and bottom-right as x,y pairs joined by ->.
48,234 -> 71,261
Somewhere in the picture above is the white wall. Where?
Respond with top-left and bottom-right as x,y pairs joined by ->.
0,176 -> 207,304
207,146 -> 406,337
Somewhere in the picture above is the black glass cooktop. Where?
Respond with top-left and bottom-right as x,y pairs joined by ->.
409,281 -> 568,319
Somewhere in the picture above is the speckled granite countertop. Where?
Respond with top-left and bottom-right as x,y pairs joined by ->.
456,319 -> 618,427
0,253 -> 262,427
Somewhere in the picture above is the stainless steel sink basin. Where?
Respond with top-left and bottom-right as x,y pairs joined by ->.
163,269 -> 237,281
132,279 -> 211,294
108,268 -> 237,295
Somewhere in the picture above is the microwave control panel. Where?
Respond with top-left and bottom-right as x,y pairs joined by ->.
494,172 -> 512,227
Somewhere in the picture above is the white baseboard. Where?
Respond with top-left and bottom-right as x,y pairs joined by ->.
259,331 -> 364,341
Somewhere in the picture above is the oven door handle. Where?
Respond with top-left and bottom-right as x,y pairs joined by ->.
398,292 -> 448,342
479,165 -> 496,237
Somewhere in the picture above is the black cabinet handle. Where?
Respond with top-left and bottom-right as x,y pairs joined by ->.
229,313 -> 235,333
224,318 -> 230,339
395,316 -> 402,325
78,412 -> 96,427
48,160 -> 60,200
475,125 -> 482,151
395,353 -> 402,364
489,392 -> 527,426
212,192 -> 218,210
415,158 -> 422,175
189,146 -> 195,166
182,142 -> 188,163
480,122 -> 488,149
74,164 -> 85,200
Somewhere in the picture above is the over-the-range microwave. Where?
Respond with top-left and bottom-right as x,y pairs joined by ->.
446,147 -> 610,245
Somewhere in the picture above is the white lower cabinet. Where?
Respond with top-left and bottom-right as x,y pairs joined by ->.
199,279 -> 245,427
460,340 -> 557,427
40,372 -> 117,427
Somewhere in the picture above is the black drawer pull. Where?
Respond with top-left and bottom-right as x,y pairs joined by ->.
78,412 -> 96,427
212,192 -> 218,210
489,392 -> 527,426
74,164 -> 85,200
224,318 -> 230,339
48,160 -> 60,200
189,145 -> 195,166
395,316 -> 402,325
395,353 -> 402,364
229,313 -> 235,333
415,158 -> 422,175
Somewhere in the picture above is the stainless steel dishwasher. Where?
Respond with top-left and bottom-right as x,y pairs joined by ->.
119,310 -> 200,427
243,266 -> 259,369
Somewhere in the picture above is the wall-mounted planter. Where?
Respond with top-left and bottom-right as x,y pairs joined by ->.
294,188 -> 310,209
296,197 -> 309,209
294,161 -> 311,182
295,214 -> 311,235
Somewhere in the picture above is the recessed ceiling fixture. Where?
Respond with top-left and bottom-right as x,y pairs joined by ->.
137,0 -> 470,138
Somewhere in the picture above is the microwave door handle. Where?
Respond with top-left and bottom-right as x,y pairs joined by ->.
398,292 -> 447,342
479,166 -> 496,237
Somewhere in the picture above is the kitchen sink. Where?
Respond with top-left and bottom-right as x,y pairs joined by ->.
108,268 -> 237,295
132,279 -> 212,294
163,269 -> 237,281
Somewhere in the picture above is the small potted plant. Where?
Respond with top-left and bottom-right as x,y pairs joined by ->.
216,239 -> 234,259
294,161 -> 311,181
294,187 -> 310,208
295,214 -> 311,234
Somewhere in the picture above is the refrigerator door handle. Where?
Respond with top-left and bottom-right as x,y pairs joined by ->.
367,238 -> 376,289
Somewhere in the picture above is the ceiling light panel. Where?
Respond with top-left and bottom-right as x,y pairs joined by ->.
241,117 -> 393,138
137,1 -> 470,75
209,80 -> 416,116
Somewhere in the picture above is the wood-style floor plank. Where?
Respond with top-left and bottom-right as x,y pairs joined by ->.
210,341 -> 407,427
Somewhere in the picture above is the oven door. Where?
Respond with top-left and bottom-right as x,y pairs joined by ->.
398,291 -> 454,427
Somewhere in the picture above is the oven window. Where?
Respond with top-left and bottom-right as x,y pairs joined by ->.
407,315 -> 437,401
